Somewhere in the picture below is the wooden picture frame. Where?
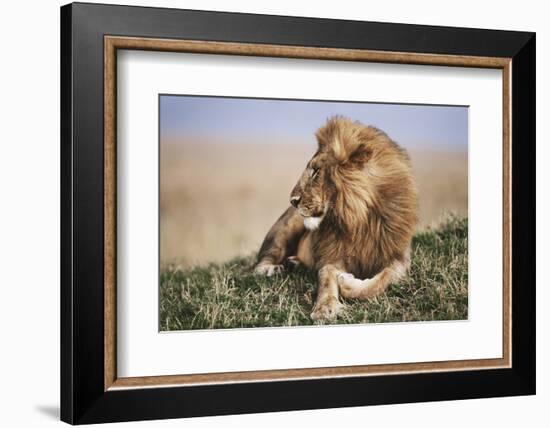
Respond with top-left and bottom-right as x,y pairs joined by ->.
61,2 -> 535,424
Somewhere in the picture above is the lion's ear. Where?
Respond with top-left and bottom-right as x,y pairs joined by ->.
347,144 -> 372,167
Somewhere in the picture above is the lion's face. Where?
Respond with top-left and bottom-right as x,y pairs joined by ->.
289,117 -> 379,231
290,151 -> 335,230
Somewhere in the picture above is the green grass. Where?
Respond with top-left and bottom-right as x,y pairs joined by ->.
160,216 -> 468,331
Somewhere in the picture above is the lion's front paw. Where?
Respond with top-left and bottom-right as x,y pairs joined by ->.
284,256 -> 302,271
254,262 -> 285,277
310,297 -> 343,322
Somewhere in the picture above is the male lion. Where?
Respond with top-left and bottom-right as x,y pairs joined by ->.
255,116 -> 418,321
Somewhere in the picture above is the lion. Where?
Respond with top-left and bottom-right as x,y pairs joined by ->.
254,116 -> 418,321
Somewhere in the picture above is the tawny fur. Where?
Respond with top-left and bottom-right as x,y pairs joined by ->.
255,116 -> 418,321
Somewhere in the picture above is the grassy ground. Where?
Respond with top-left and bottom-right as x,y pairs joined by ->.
160,216 -> 468,331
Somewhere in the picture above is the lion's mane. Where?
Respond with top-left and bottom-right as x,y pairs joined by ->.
311,117 -> 418,278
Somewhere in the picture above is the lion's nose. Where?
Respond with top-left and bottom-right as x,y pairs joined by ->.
290,195 -> 301,208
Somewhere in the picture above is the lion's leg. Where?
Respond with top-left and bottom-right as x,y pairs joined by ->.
311,264 -> 345,322
255,207 -> 306,276
337,254 -> 410,300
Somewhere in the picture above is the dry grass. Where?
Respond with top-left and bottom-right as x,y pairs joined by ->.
160,138 -> 467,267
160,216 -> 468,330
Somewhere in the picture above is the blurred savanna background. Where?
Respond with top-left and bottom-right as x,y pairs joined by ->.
160,95 -> 467,267
159,95 -> 468,330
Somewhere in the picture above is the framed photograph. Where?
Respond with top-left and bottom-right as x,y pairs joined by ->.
60,2 -> 535,424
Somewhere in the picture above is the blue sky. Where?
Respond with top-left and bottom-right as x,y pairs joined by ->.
160,95 -> 468,150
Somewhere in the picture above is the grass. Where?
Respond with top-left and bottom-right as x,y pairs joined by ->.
160,216 -> 468,331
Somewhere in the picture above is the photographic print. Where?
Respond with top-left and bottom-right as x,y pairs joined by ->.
159,95 -> 468,331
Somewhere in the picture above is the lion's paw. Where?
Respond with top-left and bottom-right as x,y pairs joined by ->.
284,256 -> 302,271
337,272 -> 355,286
310,297 -> 344,322
254,262 -> 285,277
